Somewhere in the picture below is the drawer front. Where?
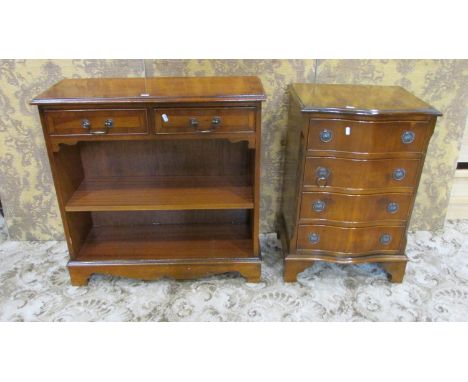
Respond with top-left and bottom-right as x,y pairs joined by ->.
303,157 -> 420,192
307,118 -> 429,154
297,225 -> 405,254
299,192 -> 412,223
154,107 -> 255,134
44,109 -> 148,136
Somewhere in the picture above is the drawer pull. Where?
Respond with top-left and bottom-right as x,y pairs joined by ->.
320,129 -> 333,143
189,116 -> 221,133
308,232 -> 320,244
380,233 -> 392,245
392,168 -> 406,181
81,119 -> 91,129
211,116 -> 221,127
189,117 -> 199,128
82,118 -> 113,134
402,131 -> 415,144
89,119 -> 113,135
387,202 -> 399,213
312,200 -> 326,212
316,167 -> 330,187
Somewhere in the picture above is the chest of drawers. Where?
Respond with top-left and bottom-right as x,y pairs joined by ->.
32,76 -> 265,285
280,84 -> 441,282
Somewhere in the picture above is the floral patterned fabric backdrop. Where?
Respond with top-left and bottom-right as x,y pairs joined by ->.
0,59 -> 466,240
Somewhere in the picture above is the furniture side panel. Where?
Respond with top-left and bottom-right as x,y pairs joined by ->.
281,94 -> 307,252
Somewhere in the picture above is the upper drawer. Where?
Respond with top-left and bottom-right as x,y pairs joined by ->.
307,118 -> 430,154
154,107 -> 255,134
44,109 -> 149,136
303,157 -> 421,193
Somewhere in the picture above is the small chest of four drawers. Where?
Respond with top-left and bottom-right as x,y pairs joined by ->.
280,84 -> 441,283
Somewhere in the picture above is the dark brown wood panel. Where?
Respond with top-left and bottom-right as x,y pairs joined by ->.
44,109 -> 148,136
299,192 -> 412,225
303,157 -> 421,193
79,139 -> 251,178
297,225 -> 405,255
91,210 -> 249,226
155,107 -> 255,134
280,94 -> 308,250
307,118 -> 431,155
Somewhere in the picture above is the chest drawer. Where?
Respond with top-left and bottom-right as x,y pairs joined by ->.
297,225 -> 405,255
303,157 -> 420,192
299,192 -> 412,224
307,118 -> 429,154
154,107 -> 255,134
44,109 -> 149,136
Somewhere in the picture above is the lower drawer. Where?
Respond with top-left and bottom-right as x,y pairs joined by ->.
297,225 -> 405,255
299,192 -> 412,224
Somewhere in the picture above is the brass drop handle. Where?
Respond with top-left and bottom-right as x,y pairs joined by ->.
189,118 -> 199,128
316,167 -> 330,188
82,118 -> 113,135
81,119 -> 91,129
211,116 -> 221,128
90,119 -> 113,135
190,116 -> 221,133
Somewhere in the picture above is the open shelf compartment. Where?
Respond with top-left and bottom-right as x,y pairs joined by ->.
65,176 -> 253,212
76,222 -> 253,262
57,139 -> 254,212
68,209 -> 255,262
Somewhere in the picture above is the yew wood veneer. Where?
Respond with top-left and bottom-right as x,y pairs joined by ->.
31,76 -> 266,285
280,84 -> 441,282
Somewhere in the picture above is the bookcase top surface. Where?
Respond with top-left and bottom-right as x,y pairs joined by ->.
31,76 -> 266,105
290,83 -> 441,116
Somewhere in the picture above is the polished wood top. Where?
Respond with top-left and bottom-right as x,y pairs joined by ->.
291,83 -> 441,115
31,76 -> 266,105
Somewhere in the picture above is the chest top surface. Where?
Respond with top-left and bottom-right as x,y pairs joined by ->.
291,83 -> 441,116
31,76 -> 266,105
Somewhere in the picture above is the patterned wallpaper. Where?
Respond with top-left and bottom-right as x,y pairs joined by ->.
0,59 -> 466,240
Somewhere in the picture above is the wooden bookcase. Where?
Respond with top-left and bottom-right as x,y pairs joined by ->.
31,77 -> 265,285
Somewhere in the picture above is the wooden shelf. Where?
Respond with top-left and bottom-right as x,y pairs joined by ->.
65,176 -> 254,212
74,223 -> 254,261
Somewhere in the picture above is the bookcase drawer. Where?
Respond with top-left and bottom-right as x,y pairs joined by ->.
44,109 -> 148,136
154,107 -> 255,134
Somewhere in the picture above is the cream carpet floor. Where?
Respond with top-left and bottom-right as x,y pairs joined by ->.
0,215 -> 467,321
